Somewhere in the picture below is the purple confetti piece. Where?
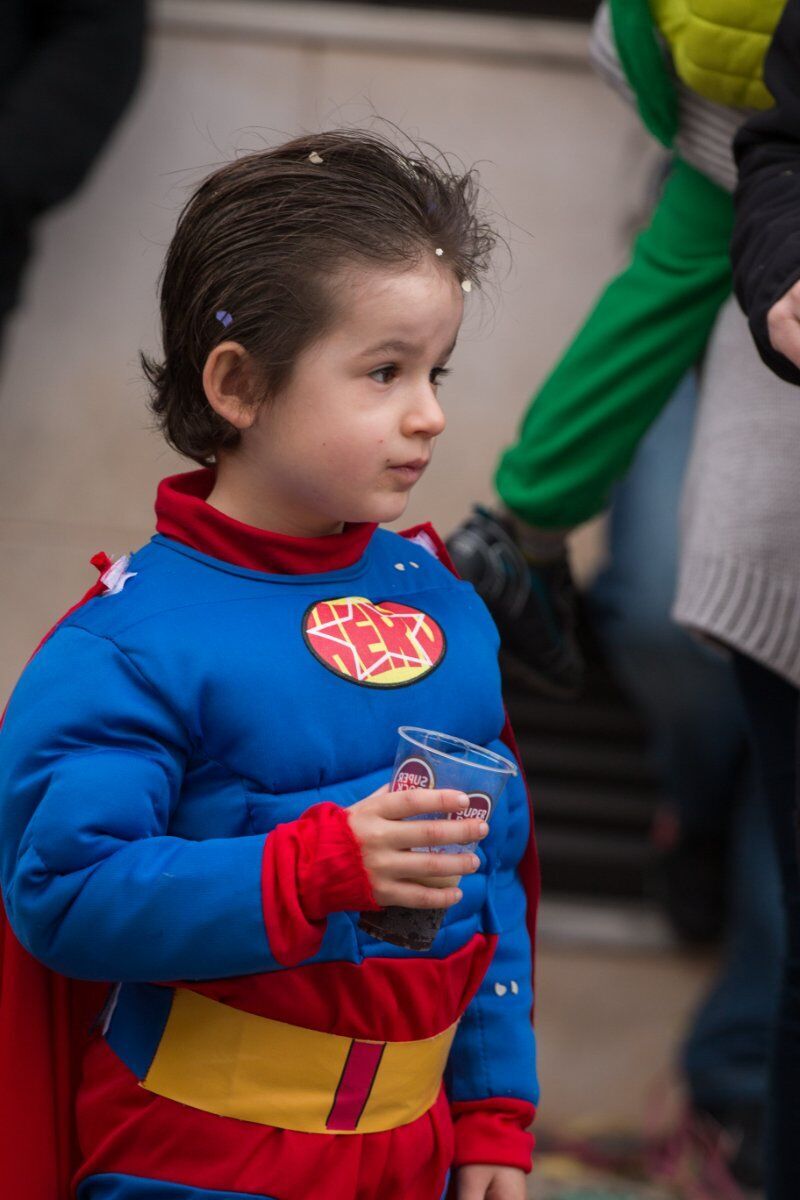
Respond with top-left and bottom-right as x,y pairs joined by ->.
215,309 -> 233,328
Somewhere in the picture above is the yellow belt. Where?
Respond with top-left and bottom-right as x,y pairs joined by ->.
140,988 -> 457,1135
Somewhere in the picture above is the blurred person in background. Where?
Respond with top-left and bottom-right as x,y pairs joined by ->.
0,0 -> 147,355
586,372 -> 781,1197
448,1 -> 791,1194
719,2 -> 800,1196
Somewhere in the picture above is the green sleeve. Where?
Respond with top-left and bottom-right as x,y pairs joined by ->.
609,0 -> 679,146
494,159 -> 733,529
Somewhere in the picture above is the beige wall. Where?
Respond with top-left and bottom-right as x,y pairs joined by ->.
0,2 -> 657,702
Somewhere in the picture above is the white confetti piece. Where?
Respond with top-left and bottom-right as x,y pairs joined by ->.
308,151 -> 324,164
435,248 -> 444,256
407,531 -> 438,558
510,980 -> 519,995
101,554 -> 137,596
494,982 -> 507,997
394,562 -> 406,571
461,279 -> 472,293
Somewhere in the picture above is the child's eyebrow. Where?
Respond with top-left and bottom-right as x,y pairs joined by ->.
359,338 -> 457,359
360,339 -> 419,356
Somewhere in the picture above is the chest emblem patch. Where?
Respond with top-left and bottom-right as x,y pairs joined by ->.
303,596 -> 446,687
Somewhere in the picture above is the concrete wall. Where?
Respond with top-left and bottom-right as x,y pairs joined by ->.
0,1 -> 657,701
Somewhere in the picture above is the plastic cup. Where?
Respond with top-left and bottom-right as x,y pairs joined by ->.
358,727 -> 518,950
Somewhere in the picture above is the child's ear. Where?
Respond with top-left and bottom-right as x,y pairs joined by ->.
202,342 -> 261,430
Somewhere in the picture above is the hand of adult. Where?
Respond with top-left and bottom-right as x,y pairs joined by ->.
767,278 -> 800,370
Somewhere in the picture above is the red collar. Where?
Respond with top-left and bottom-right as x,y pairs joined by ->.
155,470 -> 377,574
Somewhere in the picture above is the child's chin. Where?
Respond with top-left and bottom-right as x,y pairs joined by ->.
350,491 -> 411,526
374,493 -> 411,524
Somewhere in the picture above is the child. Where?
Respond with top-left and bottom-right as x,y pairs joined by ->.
0,129 -> 538,1200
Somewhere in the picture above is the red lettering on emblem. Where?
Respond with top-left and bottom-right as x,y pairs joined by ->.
303,597 -> 446,687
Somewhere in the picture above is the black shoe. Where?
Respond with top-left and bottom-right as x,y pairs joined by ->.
446,506 -> 584,700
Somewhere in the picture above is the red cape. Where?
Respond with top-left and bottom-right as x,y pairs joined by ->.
0,554 -> 113,1198
0,529 -> 540,1198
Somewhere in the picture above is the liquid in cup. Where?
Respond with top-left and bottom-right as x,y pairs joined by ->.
358,727 -> 517,950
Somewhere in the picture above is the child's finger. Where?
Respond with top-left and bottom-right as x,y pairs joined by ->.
378,787 -> 469,820
390,816 -> 488,849
380,881 -> 463,910
382,849 -> 480,879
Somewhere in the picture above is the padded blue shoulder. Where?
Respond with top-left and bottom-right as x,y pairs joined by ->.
0,624 -> 273,981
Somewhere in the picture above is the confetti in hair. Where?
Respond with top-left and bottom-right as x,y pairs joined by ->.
435,248 -> 444,256
461,279 -> 472,293
308,151 -> 324,164
215,309 -> 233,328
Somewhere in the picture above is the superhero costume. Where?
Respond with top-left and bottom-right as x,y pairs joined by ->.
0,469 -> 539,1199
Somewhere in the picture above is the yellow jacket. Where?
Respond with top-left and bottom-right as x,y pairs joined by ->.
650,0 -> 785,108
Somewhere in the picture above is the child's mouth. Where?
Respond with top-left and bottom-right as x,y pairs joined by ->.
389,459 -> 429,484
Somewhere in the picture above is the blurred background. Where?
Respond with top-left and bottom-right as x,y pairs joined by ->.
0,2 -> 742,1197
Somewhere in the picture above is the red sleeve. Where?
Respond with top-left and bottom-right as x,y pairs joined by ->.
260,802 -> 378,967
450,1098 -> 536,1173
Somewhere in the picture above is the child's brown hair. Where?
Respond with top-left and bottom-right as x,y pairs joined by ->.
141,128 -> 496,466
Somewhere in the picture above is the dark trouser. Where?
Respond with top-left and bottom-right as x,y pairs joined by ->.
731,652 -> 800,1200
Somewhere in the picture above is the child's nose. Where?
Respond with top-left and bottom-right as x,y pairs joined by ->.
406,387 -> 446,438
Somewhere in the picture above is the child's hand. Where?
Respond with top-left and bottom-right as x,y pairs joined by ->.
347,785 -> 487,909
456,1164 -> 527,1199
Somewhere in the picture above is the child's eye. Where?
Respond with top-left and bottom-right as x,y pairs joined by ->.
369,364 -> 397,385
368,365 -> 451,386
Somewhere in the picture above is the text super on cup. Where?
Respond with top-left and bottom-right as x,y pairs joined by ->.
358,727 -> 517,950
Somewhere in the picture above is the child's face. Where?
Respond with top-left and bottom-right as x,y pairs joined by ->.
224,256 -> 464,535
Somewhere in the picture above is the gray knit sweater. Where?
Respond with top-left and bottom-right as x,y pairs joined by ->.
674,296 -> 800,687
